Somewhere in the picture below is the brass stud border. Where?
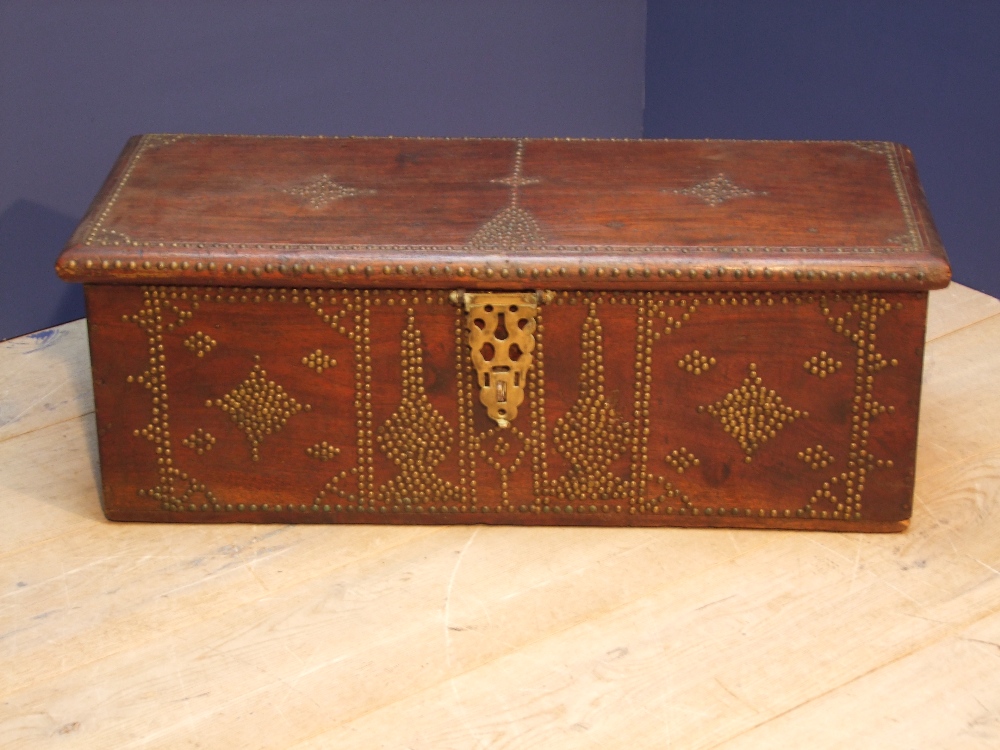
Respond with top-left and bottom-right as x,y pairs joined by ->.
64,255 -> 932,289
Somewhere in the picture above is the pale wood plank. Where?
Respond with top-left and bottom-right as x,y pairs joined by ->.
715,614 -> 1000,749
0,509 -> 440,697
0,320 -> 93,444
0,416 -> 102,555
0,521 -> 776,747
715,456 -> 1000,750
284,453 -> 1000,750
3,444 -> 996,749
926,282 -> 1000,342
917,313 -> 1000,479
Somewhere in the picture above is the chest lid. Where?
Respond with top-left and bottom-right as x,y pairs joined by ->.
56,134 -> 950,291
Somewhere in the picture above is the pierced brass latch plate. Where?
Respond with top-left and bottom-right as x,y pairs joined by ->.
451,290 -> 552,428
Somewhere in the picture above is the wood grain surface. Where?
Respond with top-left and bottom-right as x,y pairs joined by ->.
55,136 -> 951,291
83,285 -> 928,530
2,283 -> 998,748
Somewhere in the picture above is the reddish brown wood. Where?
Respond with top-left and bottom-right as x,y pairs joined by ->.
85,284 -> 926,531
57,136 -> 950,292
63,135 -> 949,530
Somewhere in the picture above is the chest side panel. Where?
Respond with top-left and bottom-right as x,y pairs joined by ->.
85,285 -> 926,530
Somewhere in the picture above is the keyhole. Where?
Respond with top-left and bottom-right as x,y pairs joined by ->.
494,313 -> 509,341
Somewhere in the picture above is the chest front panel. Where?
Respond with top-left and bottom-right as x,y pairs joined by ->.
86,284 -> 925,530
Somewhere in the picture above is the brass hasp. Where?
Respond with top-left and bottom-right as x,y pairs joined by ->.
451,290 -> 552,428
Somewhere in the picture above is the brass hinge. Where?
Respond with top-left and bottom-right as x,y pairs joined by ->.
450,290 -> 553,428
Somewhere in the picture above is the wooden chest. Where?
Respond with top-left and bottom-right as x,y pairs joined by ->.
56,135 -> 951,531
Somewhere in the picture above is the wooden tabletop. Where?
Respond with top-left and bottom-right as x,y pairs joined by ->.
2,283 -> 999,749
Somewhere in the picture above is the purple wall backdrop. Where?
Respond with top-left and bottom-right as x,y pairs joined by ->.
0,0 -> 647,340
644,0 -> 1000,300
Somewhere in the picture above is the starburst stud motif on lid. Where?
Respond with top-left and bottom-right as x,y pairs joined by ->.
671,174 -> 765,207
283,175 -> 376,209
